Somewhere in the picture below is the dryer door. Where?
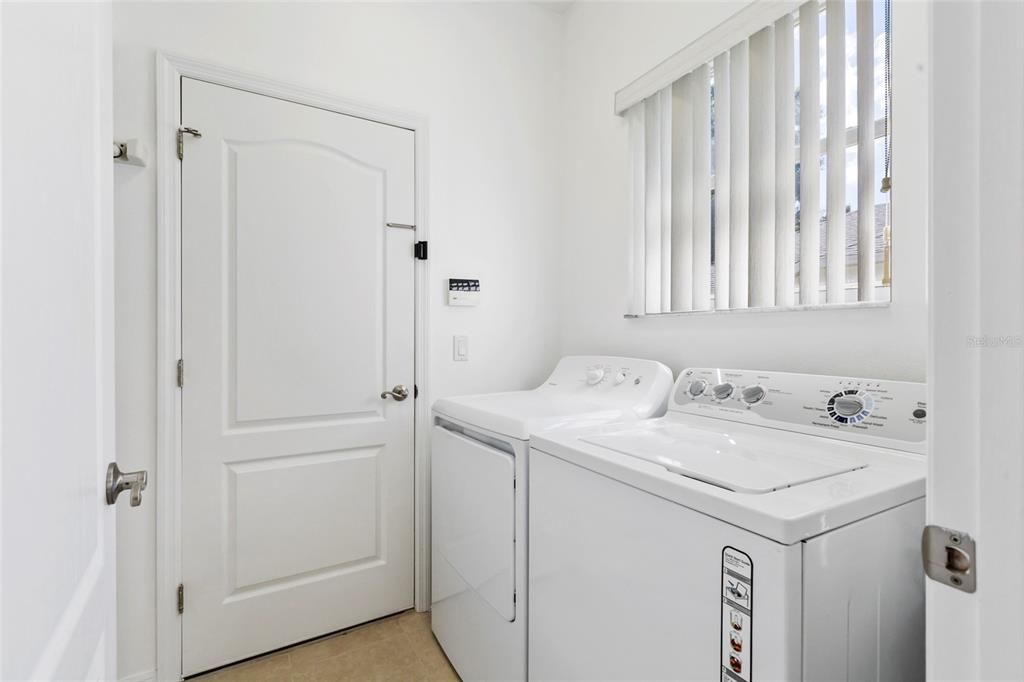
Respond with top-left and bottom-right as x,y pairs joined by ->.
432,425 -> 517,621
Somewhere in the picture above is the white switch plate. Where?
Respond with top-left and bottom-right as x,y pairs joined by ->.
453,335 -> 469,362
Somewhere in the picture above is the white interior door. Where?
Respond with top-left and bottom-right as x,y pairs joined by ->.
1,3 -> 118,680
180,78 -> 416,675
929,2 -> 1024,679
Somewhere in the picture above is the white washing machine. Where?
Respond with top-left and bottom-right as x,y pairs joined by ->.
431,356 -> 674,682
529,367 -> 928,682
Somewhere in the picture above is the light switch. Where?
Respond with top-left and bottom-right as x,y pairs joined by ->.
453,335 -> 469,362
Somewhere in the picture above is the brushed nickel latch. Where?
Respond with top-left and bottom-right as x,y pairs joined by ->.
922,525 -> 976,593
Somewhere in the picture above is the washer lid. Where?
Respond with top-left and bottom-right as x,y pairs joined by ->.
582,423 -> 868,494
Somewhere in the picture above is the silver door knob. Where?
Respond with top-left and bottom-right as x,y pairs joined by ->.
380,385 -> 410,401
106,462 -> 148,507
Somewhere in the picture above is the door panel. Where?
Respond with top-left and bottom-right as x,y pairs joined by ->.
228,447 -> 383,591
181,78 -> 415,675
432,426 -> 516,621
230,140 -> 384,424
1,3 -> 116,680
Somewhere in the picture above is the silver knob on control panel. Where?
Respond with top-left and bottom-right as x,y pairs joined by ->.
740,385 -> 766,405
826,389 -> 874,424
833,396 -> 865,417
712,382 -> 734,400
687,379 -> 708,397
586,368 -> 605,385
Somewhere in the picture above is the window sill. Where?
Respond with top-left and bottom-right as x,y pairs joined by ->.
624,300 -> 891,319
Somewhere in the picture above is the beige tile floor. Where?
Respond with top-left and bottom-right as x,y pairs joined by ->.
193,610 -> 460,682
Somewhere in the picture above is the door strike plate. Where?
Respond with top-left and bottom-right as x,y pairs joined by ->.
922,525 -> 976,593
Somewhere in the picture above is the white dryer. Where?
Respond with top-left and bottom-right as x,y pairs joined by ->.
529,367 -> 928,682
431,356 -> 673,682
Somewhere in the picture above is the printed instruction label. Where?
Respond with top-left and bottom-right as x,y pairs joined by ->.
720,547 -> 753,682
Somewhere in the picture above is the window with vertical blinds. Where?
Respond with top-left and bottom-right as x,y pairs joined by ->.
624,0 -> 891,314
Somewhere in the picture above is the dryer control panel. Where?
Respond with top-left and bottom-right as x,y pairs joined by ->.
671,368 -> 927,454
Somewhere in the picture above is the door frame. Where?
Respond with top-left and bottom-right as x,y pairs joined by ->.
153,53 -> 431,682
927,2 -> 1024,678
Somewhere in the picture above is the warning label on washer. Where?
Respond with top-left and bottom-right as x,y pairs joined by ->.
721,547 -> 753,682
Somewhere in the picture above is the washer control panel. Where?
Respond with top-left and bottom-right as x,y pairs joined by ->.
672,368 -> 927,453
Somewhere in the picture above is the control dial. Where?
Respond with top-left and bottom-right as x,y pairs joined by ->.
585,368 -> 605,385
826,389 -> 875,424
740,385 -> 766,405
687,379 -> 708,397
613,372 -> 627,385
711,382 -> 734,401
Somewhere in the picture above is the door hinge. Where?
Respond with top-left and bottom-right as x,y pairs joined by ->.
176,359 -> 184,388
414,241 -> 428,260
177,584 -> 184,614
177,127 -> 202,161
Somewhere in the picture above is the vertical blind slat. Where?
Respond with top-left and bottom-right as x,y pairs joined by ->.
729,39 -> 750,309
825,0 -> 847,303
671,75 -> 695,311
798,0 -> 821,305
856,0 -> 876,301
713,52 -> 731,310
659,88 -> 674,311
628,101 -> 647,315
774,13 -> 796,307
749,26 -> 776,308
643,95 -> 663,313
692,63 -> 713,310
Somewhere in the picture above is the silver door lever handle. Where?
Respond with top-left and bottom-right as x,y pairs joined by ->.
380,385 -> 410,401
106,462 -> 148,507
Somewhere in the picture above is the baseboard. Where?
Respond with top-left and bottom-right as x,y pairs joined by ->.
120,669 -> 156,682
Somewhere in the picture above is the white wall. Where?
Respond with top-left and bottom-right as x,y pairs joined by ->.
112,3 -> 564,678
557,1 -> 929,381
